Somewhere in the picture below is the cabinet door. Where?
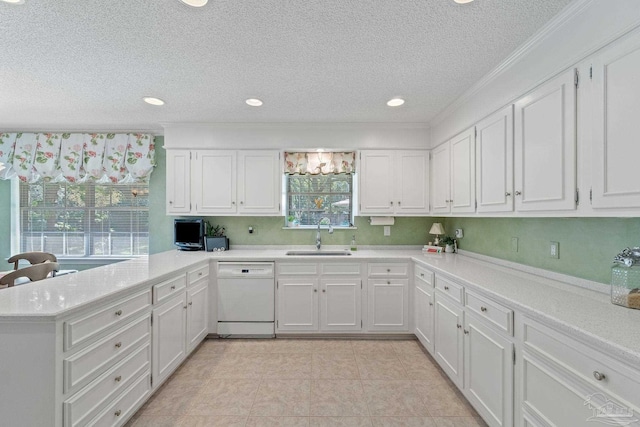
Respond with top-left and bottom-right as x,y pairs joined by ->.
514,69 -> 576,212
464,313 -> 513,427
238,151 -> 281,215
152,292 -> 187,387
450,128 -> 476,213
476,106 -> 514,213
434,293 -> 464,387
367,279 -> 409,332
277,278 -> 319,331
166,150 -> 191,214
186,280 -> 209,353
414,285 -> 435,355
592,32 -> 640,209
193,150 -> 236,214
359,151 -> 395,214
431,142 -> 451,214
396,151 -> 430,214
320,278 -> 362,332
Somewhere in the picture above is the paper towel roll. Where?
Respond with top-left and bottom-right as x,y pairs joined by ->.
369,216 -> 395,226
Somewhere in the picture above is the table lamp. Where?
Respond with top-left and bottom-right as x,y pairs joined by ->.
429,223 -> 445,246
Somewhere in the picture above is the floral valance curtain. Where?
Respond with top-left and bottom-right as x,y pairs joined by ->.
284,152 -> 356,175
0,132 -> 155,183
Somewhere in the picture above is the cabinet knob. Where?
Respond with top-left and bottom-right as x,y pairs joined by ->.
240,201 -> 244,205
114,375 -> 122,382
390,201 -> 394,206
115,310 -> 123,316
169,201 -> 173,205
456,324 -> 462,329
429,302 -> 433,306
314,289 -> 317,293
322,289 -> 326,293
232,201 -> 235,205
593,371 -> 606,381
420,273 -> 424,277
114,342 -> 122,349
189,301 -> 193,306
444,286 -> 449,291
184,305 -> 188,309
464,330 -> 469,335
505,192 -> 511,197
171,285 -> 176,290
114,410 -> 122,417
387,268 -> 391,272
387,281 -> 391,284
398,201 -> 401,206
198,272 -> 203,276
480,306 -> 487,312
515,191 -> 522,196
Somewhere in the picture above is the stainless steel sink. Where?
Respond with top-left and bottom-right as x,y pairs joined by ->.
285,250 -> 352,256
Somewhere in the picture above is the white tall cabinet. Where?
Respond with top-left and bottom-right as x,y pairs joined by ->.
166,149 -> 281,216
514,69 -> 577,212
591,30 -> 640,209
359,150 -> 430,215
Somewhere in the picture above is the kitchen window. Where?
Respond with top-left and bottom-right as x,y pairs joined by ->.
18,181 -> 149,258
286,174 -> 354,227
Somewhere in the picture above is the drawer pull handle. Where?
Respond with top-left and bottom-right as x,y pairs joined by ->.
115,310 -> 123,316
114,342 -> 122,349
114,375 -> 122,382
114,409 -> 122,417
480,306 -> 487,312
171,285 -> 176,290
457,324 -> 462,329
420,273 -> 424,277
464,330 -> 469,335
593,371 -> 606,381
444,286 -> 449,291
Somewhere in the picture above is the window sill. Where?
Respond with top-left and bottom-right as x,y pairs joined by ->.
282,226 -> 358,230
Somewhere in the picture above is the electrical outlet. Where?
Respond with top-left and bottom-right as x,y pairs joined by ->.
455,229 -> 464,238
511,237 -> 518,253
550,241 -> 559,258
384,226 -> 391,236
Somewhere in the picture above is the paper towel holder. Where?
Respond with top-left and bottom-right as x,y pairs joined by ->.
369,216 -> 395,226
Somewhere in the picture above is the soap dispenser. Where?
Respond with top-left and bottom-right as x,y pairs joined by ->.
350,235 -> 357,251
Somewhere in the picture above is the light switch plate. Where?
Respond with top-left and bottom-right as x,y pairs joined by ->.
511,237 -> 518,253
384,226 -> 391,236
550,241 -> 559,258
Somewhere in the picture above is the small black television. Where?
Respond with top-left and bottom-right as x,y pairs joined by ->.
174,219 -> 205,251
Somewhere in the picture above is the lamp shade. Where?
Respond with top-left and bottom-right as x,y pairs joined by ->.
429,223 -> 445,235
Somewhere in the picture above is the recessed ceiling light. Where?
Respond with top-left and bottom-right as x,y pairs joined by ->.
1,0 -> 26,4
143,97 -> 165,106
179,0 -> 208,7
246,98 -> 263,107
387,98 -> 405,107
454,0 -> 474,3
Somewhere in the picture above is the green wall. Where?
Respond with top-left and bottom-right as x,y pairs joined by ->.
0,179 -> 11,263
444,217 -> 640,284
148,137 -> 175,255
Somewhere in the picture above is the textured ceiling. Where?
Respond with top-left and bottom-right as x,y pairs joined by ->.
0,0 -> 573,131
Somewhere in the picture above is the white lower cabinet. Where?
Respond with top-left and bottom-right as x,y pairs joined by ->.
276,262 -> 362,333
186,280 -> 209,352
414,282 -> 435,354
464,313 -> 514,427
434,292 -> 465,387
367,262 -> 409,332
152,291 -> 187,386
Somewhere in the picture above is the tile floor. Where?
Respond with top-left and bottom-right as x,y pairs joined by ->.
126,339 -> 487,427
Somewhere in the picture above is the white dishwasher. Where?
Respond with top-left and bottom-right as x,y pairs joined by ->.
217,262 -> 275,336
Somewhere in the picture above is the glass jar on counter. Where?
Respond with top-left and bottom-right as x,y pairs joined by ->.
611,264 -> 640,309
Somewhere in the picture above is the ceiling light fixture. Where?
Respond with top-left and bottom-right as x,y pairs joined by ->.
246,98 -> 263,107
387,98 -> 405,107
1,0 -> 26,4
179,0 -> 208,7
454,0 -> 474,4
143,97 -> 165,106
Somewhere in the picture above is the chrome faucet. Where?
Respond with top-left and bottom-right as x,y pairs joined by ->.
316,218 -> 333,250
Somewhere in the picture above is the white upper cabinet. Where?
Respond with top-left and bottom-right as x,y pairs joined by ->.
165,149 -> 281,216
166,150 -> 191,215
359,150 -> 429,215
476,106 -> 514,213
193,150 -> 236,215
431,128 -> 475,215
237,151 -> 281,214
450,128 -> 476,214
514,69 -> 577,212
431,143 -> 451,214
591,31 -> 640,209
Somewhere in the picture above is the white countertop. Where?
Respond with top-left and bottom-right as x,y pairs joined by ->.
1,247 -> 639,367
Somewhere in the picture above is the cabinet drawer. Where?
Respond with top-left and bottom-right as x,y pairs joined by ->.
321,263 -> 361,275
88,371 -> 151,427
188,264 -> 209,285
523,318 -> 640,410
465,290 -> 513,335
414,264 -> 434,289
435,275 -> 464,304
64,289 -> 151,352
277,263 -> 318,275
368,263 -> 409,277
63,343 -> 151,427
64,315 -> 151,395
153,275 -> 186,304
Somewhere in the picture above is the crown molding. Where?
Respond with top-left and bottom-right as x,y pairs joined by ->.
160,122 -> 430,131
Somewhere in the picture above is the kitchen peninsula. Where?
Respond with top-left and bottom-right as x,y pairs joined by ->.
1,248 -> 639,427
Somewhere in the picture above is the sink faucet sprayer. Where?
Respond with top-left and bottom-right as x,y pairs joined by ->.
316,218 -> 333,250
